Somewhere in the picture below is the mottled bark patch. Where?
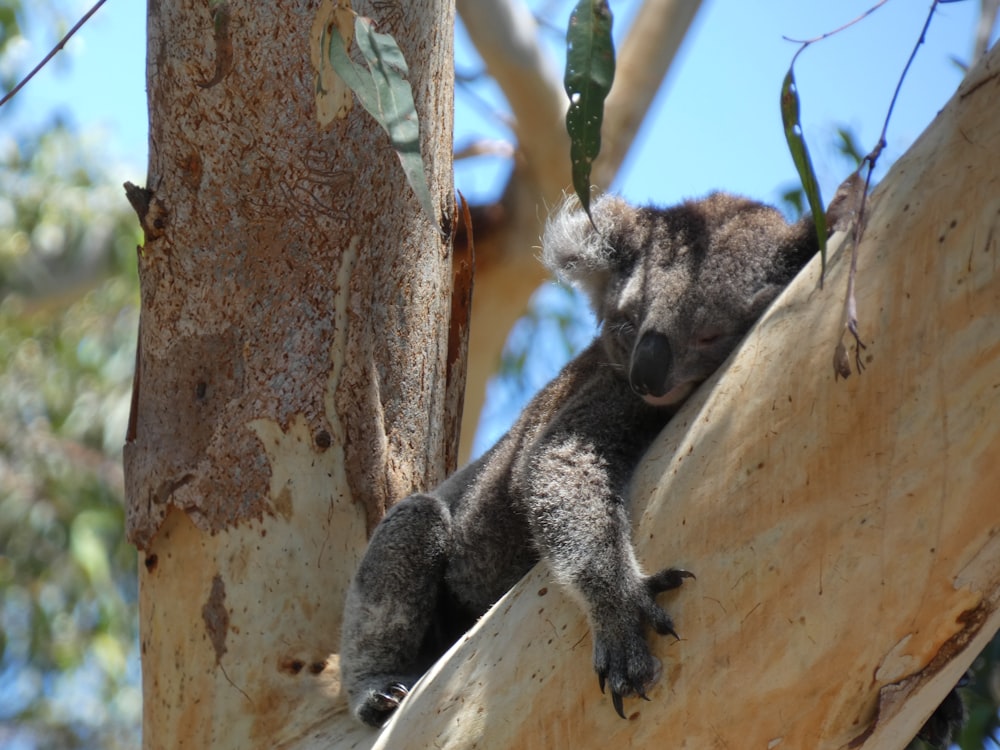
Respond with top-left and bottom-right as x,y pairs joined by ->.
202,574 -> 230,663
125,329 -> 273,548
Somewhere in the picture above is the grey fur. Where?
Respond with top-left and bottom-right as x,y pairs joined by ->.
340,192 -> 821,727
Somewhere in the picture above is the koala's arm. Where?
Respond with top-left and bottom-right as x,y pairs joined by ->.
513,354 -> 689,716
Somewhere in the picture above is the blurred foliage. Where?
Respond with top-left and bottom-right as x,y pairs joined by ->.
958,636 -> 1000,748
908,639 -> 1000,750
0,0 -> 22,53
0,122 -> 142,748
1,0 -> 72,101
0,0 -> 25,93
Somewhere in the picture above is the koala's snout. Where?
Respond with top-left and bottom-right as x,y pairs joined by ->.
630,331 -> 696,407
630,331 -> 672,398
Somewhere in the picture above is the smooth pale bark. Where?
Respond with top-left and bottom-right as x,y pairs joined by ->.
124,1 -> 455,747
351,45 -> 1000,750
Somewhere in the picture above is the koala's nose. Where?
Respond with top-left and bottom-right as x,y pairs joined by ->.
629,331 -> 672,398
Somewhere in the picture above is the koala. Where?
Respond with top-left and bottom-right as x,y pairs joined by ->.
340,192 -> 823,727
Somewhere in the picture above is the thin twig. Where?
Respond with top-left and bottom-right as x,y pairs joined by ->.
839,0 -> 944,372
785,0 -> 892,67
854,0 -> 944,213
0,0 -> 108,109
455,75 -> 516,132
782,0 -> 894,296
870,0 -> 943,165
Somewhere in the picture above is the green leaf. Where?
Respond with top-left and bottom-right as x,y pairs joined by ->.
565,0 -> 615,219
780,67 -> 827,280
326,22 -> 378,122
326,15 -> 439,232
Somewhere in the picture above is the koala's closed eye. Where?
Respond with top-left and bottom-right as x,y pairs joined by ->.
695,329 -> 726,347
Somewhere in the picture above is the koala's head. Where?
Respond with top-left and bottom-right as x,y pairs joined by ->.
542,192 -> 817,407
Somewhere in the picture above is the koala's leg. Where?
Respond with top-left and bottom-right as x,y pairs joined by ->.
525,449 -> 691,718
340,493 -> 451,727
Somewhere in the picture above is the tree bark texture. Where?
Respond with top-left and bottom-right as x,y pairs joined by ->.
345,45 -> 1000,750
123,1 -> 454,747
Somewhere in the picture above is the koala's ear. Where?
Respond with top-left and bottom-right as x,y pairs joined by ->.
541,195 -> 633,312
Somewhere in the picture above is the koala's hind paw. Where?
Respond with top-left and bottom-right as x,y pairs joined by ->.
915,675 -> 968,749
355,682 -> 409,728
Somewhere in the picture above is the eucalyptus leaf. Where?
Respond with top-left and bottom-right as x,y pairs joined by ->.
565,0 -> 615,219
326,21 -> 380,124
780,67 -> 827,280
327,15 -> 440,232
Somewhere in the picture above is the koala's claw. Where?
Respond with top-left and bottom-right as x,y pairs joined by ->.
611,690 -> 625,719
356,682 -> 410,727
374,682 -> 409,708
647,568 -> 695,594
646,568 -> 691,639
603,672 -> 656,719
594,569 -> 691,718
658,621 -> 680,640
596,651 -> 663,719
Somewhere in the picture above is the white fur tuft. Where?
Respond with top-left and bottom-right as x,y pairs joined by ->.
541,194 -> 629,312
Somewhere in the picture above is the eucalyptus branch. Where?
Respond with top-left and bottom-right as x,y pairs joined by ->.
784,0 -> 891,65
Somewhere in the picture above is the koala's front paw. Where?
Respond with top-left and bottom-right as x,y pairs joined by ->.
353,682 -> 410,728
593,567 -> 693,718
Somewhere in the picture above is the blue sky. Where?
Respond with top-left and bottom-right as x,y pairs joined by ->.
460,0 -> 988,208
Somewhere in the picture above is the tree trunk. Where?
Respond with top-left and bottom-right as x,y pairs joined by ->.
350,45 -> 1000,749
123,1 -> 455,747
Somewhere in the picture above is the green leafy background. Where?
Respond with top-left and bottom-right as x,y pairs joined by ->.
1,3 -> 142,739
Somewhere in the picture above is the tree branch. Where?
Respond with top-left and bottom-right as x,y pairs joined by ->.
456,0 -> 570,201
